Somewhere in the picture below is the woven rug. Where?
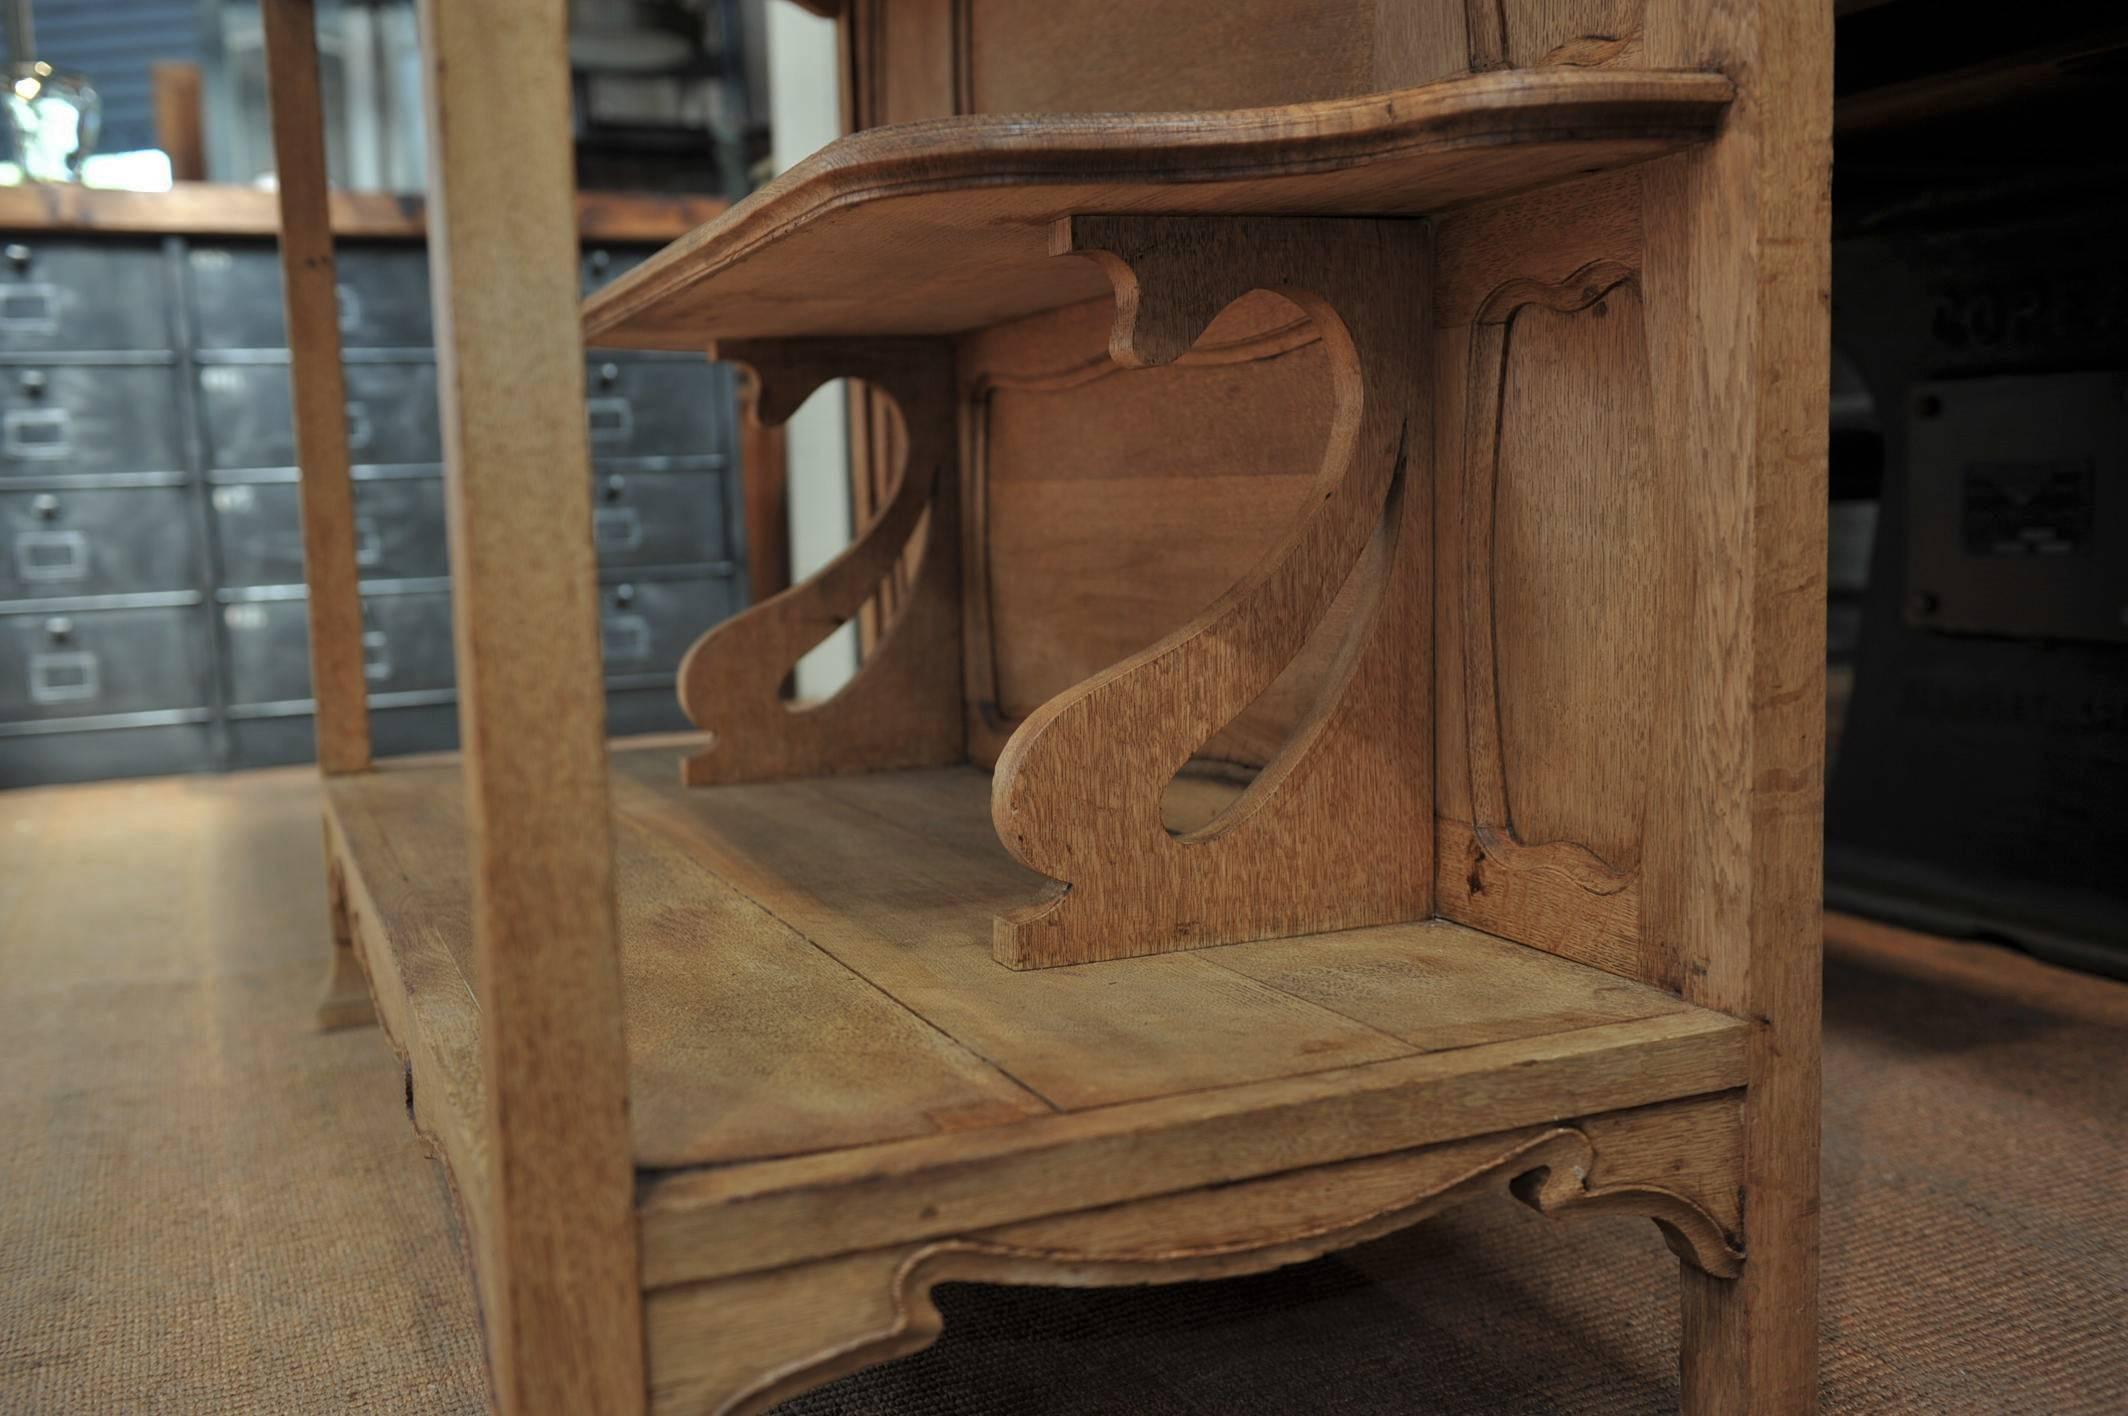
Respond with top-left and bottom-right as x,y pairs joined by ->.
2,770 -> 2121,1412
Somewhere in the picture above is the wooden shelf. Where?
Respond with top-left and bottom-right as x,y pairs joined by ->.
580,69 -> 1733,348
326,742 -> 1748,1288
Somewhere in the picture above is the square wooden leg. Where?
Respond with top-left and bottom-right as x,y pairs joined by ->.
315,822 -> 374,1031
1681,1221 -> 1818,1414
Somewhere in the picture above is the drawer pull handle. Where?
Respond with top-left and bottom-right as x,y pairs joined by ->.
4,407 -> 71,459
593,506 -> 642,554
601,612 -> 650,664
586,395 -> 633,444
0,282 -> 55,334
361,629 -> 392,684
30,649 -> 98,705
354,516 -> 382,567
15,529 -> 87,582
345,400 -> 373,452
336,284 -> 363,334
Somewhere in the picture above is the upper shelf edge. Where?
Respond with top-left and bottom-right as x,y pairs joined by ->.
582,69 -> 1734,348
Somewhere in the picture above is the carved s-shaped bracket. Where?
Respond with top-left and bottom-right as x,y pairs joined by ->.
1460,260 -> 1640,895
676,338 -> 963,786
989,214 -> 1434,969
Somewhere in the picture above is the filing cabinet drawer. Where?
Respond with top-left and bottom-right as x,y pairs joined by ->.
225,702 -> 464,771
0,240 -> 172,352
597,576 -> 738,678
581,246 -> 652,298
605,684 -> 691,739
584,359 -> 730,461
200,361 -> 441,469
211,477 -> 449,587
0,722 -> 213,787
0,604 -> 210,720
1,487 -> 197,599
222,590 -> 457,706
187,243 -> 433,349
0,365 -> 186,477
591,470 -> 728,567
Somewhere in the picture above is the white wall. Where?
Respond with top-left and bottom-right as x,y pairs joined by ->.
764,1 -> 857,698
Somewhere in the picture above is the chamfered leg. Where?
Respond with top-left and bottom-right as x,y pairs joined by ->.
315,822 -> 374,1031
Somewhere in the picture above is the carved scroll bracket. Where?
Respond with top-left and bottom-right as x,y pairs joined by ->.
676,337 -> 963,786
988,214 -> 1434,969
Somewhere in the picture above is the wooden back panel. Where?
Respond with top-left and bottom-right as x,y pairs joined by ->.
958,292 -> 1337,767
844,0 -> 1826,997
842,0 -> 1653,122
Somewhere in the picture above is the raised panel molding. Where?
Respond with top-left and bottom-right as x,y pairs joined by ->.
1441,259 -> 1653,973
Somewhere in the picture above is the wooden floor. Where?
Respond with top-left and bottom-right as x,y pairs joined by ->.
329,742 -> 1743,1188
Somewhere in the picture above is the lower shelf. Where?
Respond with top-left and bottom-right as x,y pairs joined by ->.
325,741 -> 1748,1296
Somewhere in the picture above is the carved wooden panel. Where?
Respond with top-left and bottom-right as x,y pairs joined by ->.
675,339 -> 964,787
989,214 -> 1433,969
1484,266 -> 1654,876
1431,171 -> 1655,978
646,1094 -> 1745,1414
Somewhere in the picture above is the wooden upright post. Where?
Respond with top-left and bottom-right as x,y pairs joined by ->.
1642,0 -> 1830,1409
151,62 -> 207,183
260,0 -> 370,776
414,0 -> 645,1409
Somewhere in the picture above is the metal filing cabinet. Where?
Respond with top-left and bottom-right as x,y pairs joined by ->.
0,232 -> 744,787
0,237 -> 218,785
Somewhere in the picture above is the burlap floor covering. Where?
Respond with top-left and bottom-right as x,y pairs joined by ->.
3,770 -> 2120,1412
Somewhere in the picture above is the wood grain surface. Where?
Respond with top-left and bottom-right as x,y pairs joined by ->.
260,0 -> 370,777
676,340 -> 965,786
989,214 -> 1433,967
582,70 -> 1732,347
320,741 -> 1749,1313
412,0 -> 645,1407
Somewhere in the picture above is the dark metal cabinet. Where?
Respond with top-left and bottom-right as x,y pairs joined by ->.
581,246 -> 651,296
585,359 -> 732,464
222,573 -> 738,710
0,365 -> 187,477
0,240 -> 174,352
0,603 -> 212,721
593,470 -> 729,568
187,243 -> 434,349
0,232 -> 745,787
199,360 -> 444,470
597,576 -> 741,680
1,487 -> 197,599
222,589 -> 457,707
212,476 -> 451,586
